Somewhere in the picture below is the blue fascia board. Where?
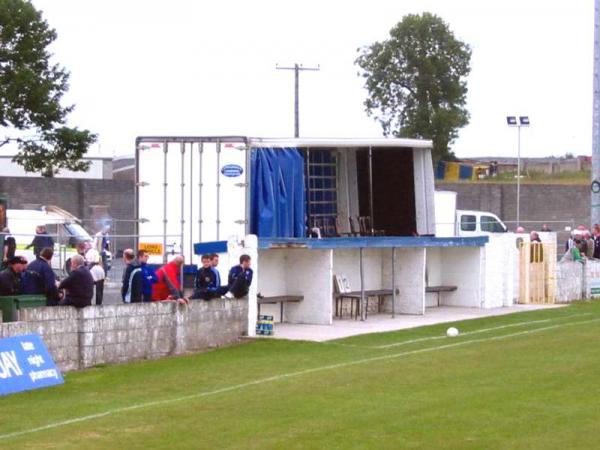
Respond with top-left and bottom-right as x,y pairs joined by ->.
193,241 -> 228,255
258,236 -> 489,250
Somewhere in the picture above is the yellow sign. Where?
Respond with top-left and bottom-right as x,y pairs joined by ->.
139,243 -> 163,255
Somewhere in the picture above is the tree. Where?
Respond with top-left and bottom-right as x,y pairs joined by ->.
0,0 -> 96,176
356,12 -> 471,162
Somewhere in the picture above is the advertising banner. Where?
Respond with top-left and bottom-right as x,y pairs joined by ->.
0,334 -> 64,396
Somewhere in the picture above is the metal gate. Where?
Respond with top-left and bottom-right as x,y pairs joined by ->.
518,241 -> 556,304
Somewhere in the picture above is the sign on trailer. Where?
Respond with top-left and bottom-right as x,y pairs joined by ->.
139,242 -> 164,256
0,334 -> 64,396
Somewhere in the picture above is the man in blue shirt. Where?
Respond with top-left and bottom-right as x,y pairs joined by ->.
137,250 -> 157,302
21,247 -> 60,306
225,254 -> 253,299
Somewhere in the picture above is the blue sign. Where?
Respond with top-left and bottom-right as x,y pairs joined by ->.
221,164 -> 243,178
0,334 -> 64,396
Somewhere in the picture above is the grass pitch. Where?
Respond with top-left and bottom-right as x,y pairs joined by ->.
2,302 -> 600,449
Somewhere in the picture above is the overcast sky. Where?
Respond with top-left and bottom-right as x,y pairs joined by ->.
28,0 -> 593,159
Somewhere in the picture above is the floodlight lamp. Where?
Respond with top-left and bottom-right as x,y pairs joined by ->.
506,116 -> 517,126
519,116 -> 530,126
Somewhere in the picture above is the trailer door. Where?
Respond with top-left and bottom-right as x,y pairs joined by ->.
136,138 -> 248,265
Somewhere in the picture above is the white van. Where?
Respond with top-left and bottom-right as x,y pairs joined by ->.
434,191 -> 507,237
455,210 -> 507,236
5,206 -> 96,272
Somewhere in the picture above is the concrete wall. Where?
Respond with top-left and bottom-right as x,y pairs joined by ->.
0,157 -> 113,179
0,176 -> 136,252
555,261 -> 584,303
0,299 -> 247,372
439,183 -> 588,238
555,261 -> 597,303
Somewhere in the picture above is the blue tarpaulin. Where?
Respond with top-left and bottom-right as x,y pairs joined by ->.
250,148 -> 305,238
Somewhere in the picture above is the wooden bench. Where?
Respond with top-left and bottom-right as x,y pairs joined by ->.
257,295 -> 303,322
425,285 -> 457,307
335,289 -> 394,319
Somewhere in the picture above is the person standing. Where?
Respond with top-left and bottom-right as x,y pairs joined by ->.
0,256 -> 27,296
86,249 -> 106,305
58,254 -> 94,308
561,239 -> 586,263
21,247 -> 60,306
121,248 -> 141,303
95,224 -> 111,276
26,225 -> 54,257
584,232 -> 595,259
593,225 -> 600,259
529,232 -> 544,263
1,227 -> 16,270
136,249 -> 157,303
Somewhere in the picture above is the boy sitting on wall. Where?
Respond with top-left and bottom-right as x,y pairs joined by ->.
192,254 -> 227,300
225,254 -> 253,299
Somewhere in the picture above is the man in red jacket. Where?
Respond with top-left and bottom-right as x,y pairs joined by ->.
151,255 -> 188,303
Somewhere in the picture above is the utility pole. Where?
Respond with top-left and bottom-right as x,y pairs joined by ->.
276,63 -> 320,137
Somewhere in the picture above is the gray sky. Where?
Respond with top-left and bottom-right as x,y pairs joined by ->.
30,0 -> 592,159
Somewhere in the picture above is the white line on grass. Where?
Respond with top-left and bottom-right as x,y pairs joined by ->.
1,316 -> 599,442
329,312 -> 592,349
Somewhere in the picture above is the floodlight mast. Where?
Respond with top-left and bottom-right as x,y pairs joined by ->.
592,0 -> 600,226
507,116 -> 529,227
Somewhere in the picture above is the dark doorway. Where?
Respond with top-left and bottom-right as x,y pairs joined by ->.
356,148 -> 416,236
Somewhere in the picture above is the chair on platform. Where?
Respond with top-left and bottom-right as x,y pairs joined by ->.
310,216 -> 337,238
349,216 -> 361,236
335,216 -> 356,237
357,216 -> 385,236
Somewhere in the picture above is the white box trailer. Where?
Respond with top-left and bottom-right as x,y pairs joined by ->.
135,136 -> 436,264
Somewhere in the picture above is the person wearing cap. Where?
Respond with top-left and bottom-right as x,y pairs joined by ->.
0,255 -> 27,296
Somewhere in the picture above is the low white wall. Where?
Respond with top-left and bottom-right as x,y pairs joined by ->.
555,261 -> 585,303
0,299 -> 248,372
484,234 -> 517,308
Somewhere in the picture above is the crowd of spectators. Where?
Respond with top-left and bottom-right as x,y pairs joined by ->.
516,223 -> 600,264
0,224 -> 253,309
560,224 -> 600,264
0,246 -> 99,307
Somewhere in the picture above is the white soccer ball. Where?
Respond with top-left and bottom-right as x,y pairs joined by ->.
446,327 -> 459,337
